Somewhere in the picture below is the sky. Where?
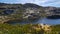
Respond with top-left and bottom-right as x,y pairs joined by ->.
0,0 -> 60,7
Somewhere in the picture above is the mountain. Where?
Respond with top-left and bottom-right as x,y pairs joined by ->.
0,3 -> 7,5
0,3 -> 60,23
0,3 -> 60,17
23,3 -> 42,8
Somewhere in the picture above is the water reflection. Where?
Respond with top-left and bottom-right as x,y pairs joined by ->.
6,18 -> 60,25
37,18 -> 60,25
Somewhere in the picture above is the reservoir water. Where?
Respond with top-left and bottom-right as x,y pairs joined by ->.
37,18 -> 60,25
9,18 -> 60,25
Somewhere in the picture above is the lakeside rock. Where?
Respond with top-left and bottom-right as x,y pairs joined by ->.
0,3 -> 60,23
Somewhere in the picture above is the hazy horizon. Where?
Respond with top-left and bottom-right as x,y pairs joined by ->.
0,0 -> 60,7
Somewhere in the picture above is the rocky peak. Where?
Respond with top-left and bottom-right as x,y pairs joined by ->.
23,3 -> 42,8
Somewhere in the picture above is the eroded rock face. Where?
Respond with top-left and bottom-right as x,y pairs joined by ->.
23,8 -> 40,19
45,7 -> 60,16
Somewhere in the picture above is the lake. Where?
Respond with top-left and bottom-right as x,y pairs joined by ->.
9,18 -> 60,25
37,18 -> 60,25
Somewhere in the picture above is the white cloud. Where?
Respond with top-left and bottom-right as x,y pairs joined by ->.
0,0 -> 60,7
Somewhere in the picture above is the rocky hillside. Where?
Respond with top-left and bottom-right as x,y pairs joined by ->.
0,3 -> 60,23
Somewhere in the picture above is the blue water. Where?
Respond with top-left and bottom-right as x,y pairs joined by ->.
37,18 -> 60,25
9,18 -> 60,25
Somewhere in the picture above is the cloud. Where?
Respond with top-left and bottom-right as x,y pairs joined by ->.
0,0 -> 60,7
41,0 -> 60,7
